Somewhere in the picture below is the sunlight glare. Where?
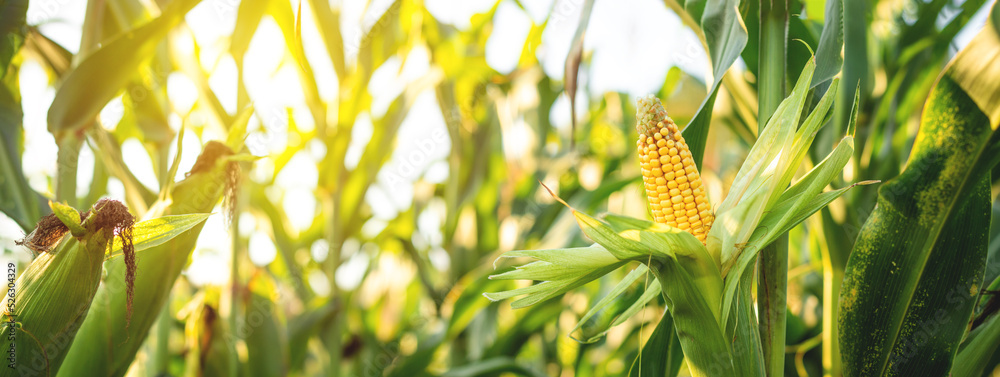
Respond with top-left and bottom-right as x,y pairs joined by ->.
249,231 -> 277,266
208,54 -> 239,114
76,143 -> 94,199
485,1 -> 532,74
121,138 -> 160,191
167,72 -> 199,114
283,188 -> 317,232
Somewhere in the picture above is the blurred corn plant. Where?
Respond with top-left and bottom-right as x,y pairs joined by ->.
1,0 -> 999,376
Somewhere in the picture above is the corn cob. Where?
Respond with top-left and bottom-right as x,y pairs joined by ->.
57,141 -> 238,377
1,199 -> 134,377
636,95 -> 714,243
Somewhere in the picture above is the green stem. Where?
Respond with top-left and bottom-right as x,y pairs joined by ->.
757,1 -> 789,376
55,133 -> 82,206
323,195 -> 342,377
818,210 -> 853,376
822,261 -> 844,377
758,236 -> 788,377
227,179 -> 245,377
758,0 -> 788,125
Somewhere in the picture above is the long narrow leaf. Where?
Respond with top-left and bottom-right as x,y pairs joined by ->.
839,7 -> 1000,374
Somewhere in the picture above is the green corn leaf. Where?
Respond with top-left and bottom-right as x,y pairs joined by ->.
839,5 -> 1000,374
601,213 -> 657,232
951,308 -> 1000,377
712,63 -> 862,330
627,308 -> 684,377
0,0 -> 26,79
244,273 -> 289,377
947,3 -> 1000,129
710,61 -> 818,268
715,60 -> 813,216
763,137 -> 862,247
46,0 -> 201,137
811,0 -> 845,87
775,77 -> 840,198
726,266 -> 766,376
0,47 -> 47,232
664,0 -> 748,165
575,209 -> 710,266
105,213 -> 211,259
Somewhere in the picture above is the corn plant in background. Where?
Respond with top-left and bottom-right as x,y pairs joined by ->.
1,0 -> 1000,376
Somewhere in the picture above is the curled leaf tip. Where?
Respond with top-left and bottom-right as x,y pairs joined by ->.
538,180 -> 573,210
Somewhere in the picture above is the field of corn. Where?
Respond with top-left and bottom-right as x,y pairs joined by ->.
1,0 -> 999,376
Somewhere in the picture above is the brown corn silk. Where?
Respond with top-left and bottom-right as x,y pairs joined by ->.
636,95 -> 714,243
15,213 -> 71,256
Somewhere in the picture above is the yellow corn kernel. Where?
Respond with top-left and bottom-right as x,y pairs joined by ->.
636,95 -> 714,243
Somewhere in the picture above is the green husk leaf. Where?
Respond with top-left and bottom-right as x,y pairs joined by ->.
49,201 -> 84,237
649,257 -> 735,376
570,265 -> 650,343
627,308 -> 684,377
105,213 -> 211,259
710,60 -> 816,268
498,264 -> 626,309
498,246 -> 620,270
611,278 -> 661,329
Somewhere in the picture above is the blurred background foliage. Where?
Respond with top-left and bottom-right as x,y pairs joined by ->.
0,0 -> 998,376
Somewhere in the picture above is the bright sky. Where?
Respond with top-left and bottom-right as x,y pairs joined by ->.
0,0 -> 992,289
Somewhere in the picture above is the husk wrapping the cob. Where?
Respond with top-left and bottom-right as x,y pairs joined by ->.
58,141 -> 240,377
2,199 -> 134,377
